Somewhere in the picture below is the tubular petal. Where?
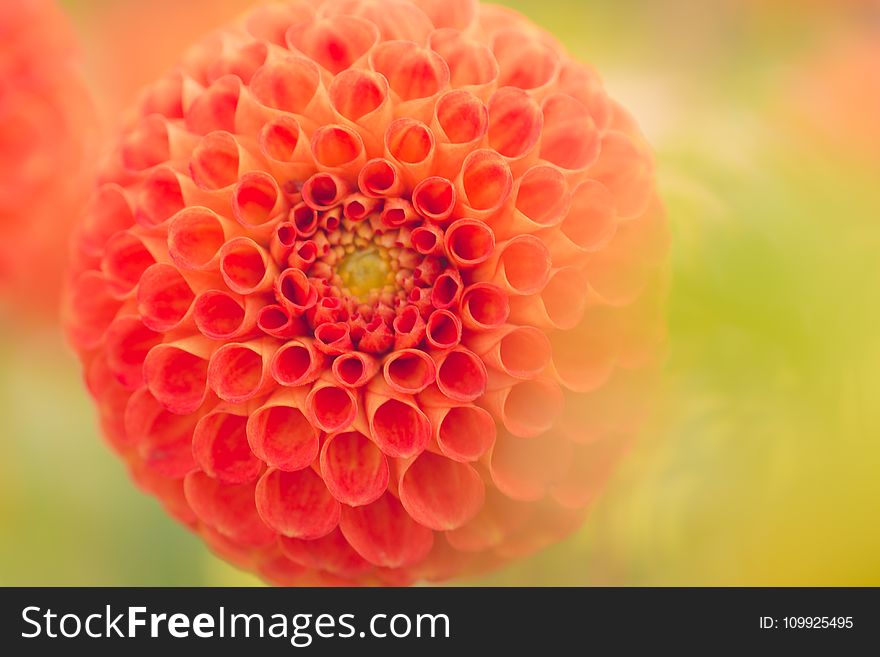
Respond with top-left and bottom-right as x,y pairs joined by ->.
142,338 -> 213,415
219,237 -> 276,295
249,55 -> 324,116
184,472 -> 275,546
167,206 -> 231,271
193,408 -> 263,484
383,348 -> 436,394
459,282 -> 509,330
104,315 -> 162,390
101,231 -> 157,296
255,467 -> 340,539
306,378 -> 358,432
232,171 -> 285,230
455,149 -> 513,218
438,404 -> 495,462
286,16 -> 379,75
444,219 -> 495,268
332,351 -> 380,388
270,338 -> 325,386
279,528 -> 372,579
540,93 -> 600,171
124,386 -> 200,478
136,263 -> 196,331
339,492 -> 433,568
365,380 -> 431,458
488,87 -> 543,160
247,389 -> 319,471
320,430 -> 389,506
434,347 -> 487,402
208,338 -> 278,403
472,234 -> 551,296
370,41 -> 449,103
399,452 -> 484,530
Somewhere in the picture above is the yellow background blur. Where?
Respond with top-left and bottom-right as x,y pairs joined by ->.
1,0 -> 878,585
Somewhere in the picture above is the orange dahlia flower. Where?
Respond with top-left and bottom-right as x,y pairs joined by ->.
64,0 -> 668,585
0,0 -> 96,315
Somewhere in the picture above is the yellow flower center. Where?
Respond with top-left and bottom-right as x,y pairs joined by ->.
337,246 -> 393,301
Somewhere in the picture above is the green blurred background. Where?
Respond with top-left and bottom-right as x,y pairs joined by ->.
1,0 -> 878,585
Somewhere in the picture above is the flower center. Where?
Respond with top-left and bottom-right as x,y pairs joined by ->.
337,245 -> 393,301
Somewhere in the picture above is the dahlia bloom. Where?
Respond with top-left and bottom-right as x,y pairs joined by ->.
65,0 -> 668,585
0,0 -> 96,315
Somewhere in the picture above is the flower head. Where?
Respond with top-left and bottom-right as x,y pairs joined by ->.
0,0 -> 96,315
65,0 -> 668,585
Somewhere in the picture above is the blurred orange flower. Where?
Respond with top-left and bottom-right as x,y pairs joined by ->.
784,22 -> 880,161
0,0 -> 97,316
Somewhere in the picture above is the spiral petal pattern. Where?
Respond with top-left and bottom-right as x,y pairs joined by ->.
64,0 -> 668,585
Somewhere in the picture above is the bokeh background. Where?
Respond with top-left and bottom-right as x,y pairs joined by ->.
1,0 -> 878,585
